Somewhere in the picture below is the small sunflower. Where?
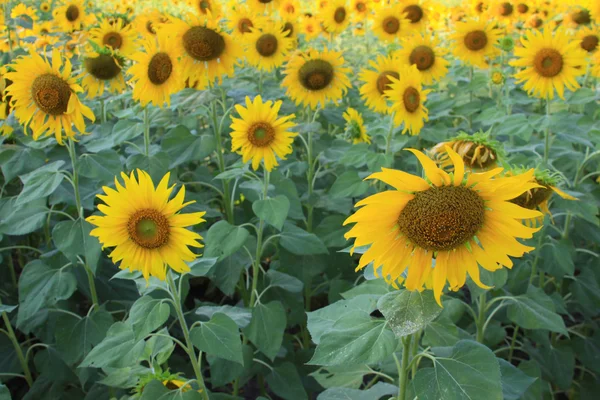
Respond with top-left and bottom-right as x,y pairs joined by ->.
281,18 -> 299,41
244,24 -> 294,72
350,0 -> 371,21
230,95 -> 297,171
373,4 -> 409,42
282,48 -> 351,109
33,21 -> 55,36
5,48 -> 95,144
344,146 -> 542,305
525,13 -> 545,30
280,0 -> 300,18
188,0 -> 222,17
450,19 -> 501,69
128,32 -> 184,107
509,28 -> 586,100
87,171 -> 206,281
429,131 -> 503,171
226,6 -> 261,38
89,18 -> 138,57
386,65 -> 431,135
10,4 -> 39,22
470,0 -> 489,16
40,2 -> 52,13
490,68 -> 505,85
577,26 -> 600,54
54,0 -> 86,32
343,107 -> 371,144
301,15 -> 321,41
489,0 -> 516,25
399,0 -> 430,31
80,51 -> 126,98
133,9 -> 163,39
358,54 -> 399,114
564,6 -> 592,29
396,33 -> 449,85
514,2 -> 532,19
321,0 -> 351,34
248,0 -> 281,10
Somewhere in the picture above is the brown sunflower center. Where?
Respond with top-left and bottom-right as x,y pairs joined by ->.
533,48 -> 563,78
531,17 -> 543,28
398,186 -> 485,251
238,18 -> 253,33
356,2 -> 366,12
103,32 -> 123,49
510,184 -> 552,210
334,7 -> 347,23
572,9 -> 591,25
376,70 -> 399,95
248,122 -> 275,147
31,74 -> 71,116
199,0 -> 210,11
66,5 -> 80,22
283,22 -> 294,37
464,30 -> 488,51
404,5 -> 424,23
146,21 -> 156,34
147,52 -> 173,85
409,46 -> 435,71
499,2 -> 513,16
182,26 -> 225,61
403,87 -> 420,113
581,35 -> 599,52
517,3 -> 528,13
41,4 -> 50,11
164,381 -> 179,390
84,54 -> 122,80
383,16 -> 400,34
259,0 -> 272,3
285,5 -> 295,13
475,2 -> 484,13
256,33 -> 278,57
127,209 -> 170,249
298,59 -> 334,91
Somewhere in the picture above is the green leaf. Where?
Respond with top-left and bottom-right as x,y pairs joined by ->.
498,358 -> 537,400
52,219 -> 102,273
506,286 -> 567,334
144,327 -> 175,365
423,320 -> 460,347
280,224 -> 328,255
265,362 -> 307,400
128,296 -> 171,340
252,195 -> 290,231
531,345 -> 575,390
139,380 -> 203,400
411,340 -> 503,400
126,151 -> 170,183
209,248 -> 249,296
161,125 -> 216,169
0,384 -> 11,400
112,119 -> 144,144
0,305 -> 17,313
318,382 -> 398,400
203,221 -> 249,261
0,197 -> 48,236
329,171 -> 369,198
80,322 -> 145,369
377,290 -> 442,338
78,150 -> 122,182
0,146 -> 45,182
187,257 -> 218,277
310,365 -> 370,389
243,301 -> 286,360
16,161 -> 65,206
572,332 -> 600,374
267,270 -> 303,293
540,238 -> 575,277
190,313 -> 243,364
195,305 -> 251,329
55,310 -> 113,365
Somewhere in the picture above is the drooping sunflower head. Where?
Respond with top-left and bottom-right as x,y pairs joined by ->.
343,107 -> 371,144
54,0 -> 86,32
577,26 -> 600,54
320,0 -> 351,34
81,50 -> 126,98
429,130 -> 503,172
358,53 -> 400,114
450,19 -> 501,68
245,23 -> 294,72
564,6 -> 592,28
397,33 -> 449,85
89,18 -> 139,57
386,64 -> 431,135
229,95 -> 297,171
373,4 -> 409,42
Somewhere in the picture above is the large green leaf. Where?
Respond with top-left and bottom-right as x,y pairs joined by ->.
54,310 -> 113,365
195,305 -> 251,329
203,221 -> 249,261
78,150 -> 123,182
0,197 -> 48,236
310,365 -> 370,389
139,380 -> 202,400
161,125 -> 216,168
377,289 -> 442,338
80,322 -> 145,369
329,171 -> 369,198
0,384 -> 11,400
265,362 -> 308,400
0,145 -> 45,182
252,195 -> 290,231
317,382 -> 398,400
16,161 -> 65,206
280,224 -> 328,255
498,358 -> 537,400
506,286 -> 567,334
243,301 -> 286,360
267,270 -> 303,293
52,219 -> 102,273
128,296 -> 171,340
190,313 -> 243,364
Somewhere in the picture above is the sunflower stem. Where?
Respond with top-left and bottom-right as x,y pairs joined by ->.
528,228 -> 544,286
508,326 -> 519,363
396,335 -> 412,400
0,299 -> 33,387
543,98 -> 551,164
409,329 -> 421,378
143,107 -> 150,157
210,101 -> 234,224
475,293 -> 487,343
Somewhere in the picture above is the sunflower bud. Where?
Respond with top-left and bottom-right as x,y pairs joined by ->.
499,36 -> 515,52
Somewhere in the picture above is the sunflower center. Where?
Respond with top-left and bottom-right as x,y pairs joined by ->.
285,5 -> 295,13
259,0 -> 272,3
283,22 -> 294,37
356,2 -> 366,12
146,21 -> 156,34
517,3 -> 528,13
66,5 -> 80,22
464,30 -> 488,51
256,33 -> 278,57
534,48 -> 563,78
376,70 -> 399,94
248,122 -> 275,147
31,74 -> 71,116
510,185 -> 553,210
42,4 -> 50,11
238,18 -> 253,33
499,2 -> 513,16
147,52 -> 173,85
127,209 -> 170,249
84,54 -> 122,80
183,26 -> 225,61
403,87 -> 420,113
164,381 -> 179,390
404,5 -> 424,23
398,186 -> 485,252
103,32 -> 123,49
475,2 -> 484,13
572,9 -> 591,25
298,59 -> 334,91
334,7 -> 347,23
531,17 -> 543,28
409,46 -> 435,71
383,16 -> 400,34
581,35 -> 599,52
199,0 -> 210,11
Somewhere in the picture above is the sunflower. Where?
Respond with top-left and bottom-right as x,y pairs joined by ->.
509,28 -> 586,100
301,15 -> 321,40
429,131 -> 502,171
343,146 -> 543,305
525,13 -> 545,30
564,6 -> 592,29
490,68 -> 505,84
248,0 -> 280,10
350,0 -> 371,21
386,65 -> 431,135
188,0 -> 222,17
244,24 -> 294,72
54,0 -> 86,32
80,50 -> 126,98
358,54 -> 399,114
134,9 -> 163,39
281,48 -> 351,109
450,19 -> 501,68
10,4 -> 39,22
226,6 -> 261,38
593,51 -> 600,78
343,107 -> 371,144
577,26 -> 600,54
373,4 -> 409,42
514,1 -> 532,19
281,18 -> 299,41
470,0 -> 489,16
280,0 -> 300,17
590,0 -> 600,24
396,33 -> 449,85
5,49 -> 94,144
128,32 -> 184,107
399,0 -> 430,31
33,21 -> 55,36
489,0 -> 516,25
229,95 -> 297,171
169,13 -> 242,84
87,171 -> 205,281
321,0 -> 351,34
89,18 -> 138,57
40,2 -> 52,12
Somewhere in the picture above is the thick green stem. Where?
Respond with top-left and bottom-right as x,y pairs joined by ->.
397,335 -> 413,400
508,326 -> 519,363
409,330 -> 421,378
562,213 -> 572,239
476,294 -> 487,343
210,102 -> 234,224
0,301 -> 33,387
529,230 -> 544,286
543,98 -> 551,164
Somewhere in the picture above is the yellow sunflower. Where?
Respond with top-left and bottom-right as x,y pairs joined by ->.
229,95 -> 297,171
89,18 -> 139,57
281,18 -> 299,41
343,146 -> 543,305
133,9 -> 163,39
514,1 -> 532,19
386,65 -> 431,135
593,50 -> 600,78
577,26 -> 600,54
226,6 -> 262,39
280,0 -> 300,18
399,0 -> 430,31
589,0 -> 600,24
281,48 -> 351,109
358,53 -> 399,114
33,21 -> 55,36
525,13 -> 545,30
87,171 -> 205,281
248,0 -> 280,11
10,4 -> 39,22
80,51 -> 126,98
301,15 -> 321,41
563,6 -> 592,29
470,0 -> 489,16
450,19 -> 501,68
321,0 -> 351,34
54,0 -> 86,32
40,2 -> 52,13
509,28 -> 586,100
244,24 -> 294,72
373,4 -> 409,42
5,48 -> 95,144
489,0 -> 516,25
128,32 -> 184,107
188,0 -> 222,17
343,107 -> 371,144
350,0 -> 371,21
396,33 -> 449,85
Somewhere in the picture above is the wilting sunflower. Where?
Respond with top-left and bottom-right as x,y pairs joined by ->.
227,6 -> 261,38
358,54 -> 399,114
245,24 -> 294,72
396,33 -> 449,85
386,65 -> 431,135
80,50 -> 126,98
577,26 -> 600,54
450,19 -> 501,68
89,18 -> 138,57
429,131 -> 502,171
399,0 -> 430,31
282,48 -> 351,109
87,171 -> 205,281
5,49 -> 94,144
10,4 -> 39,22
301,15 -> 321,41
321,0 -> 351,34
343,146 -> 542,305
343,107 -> 371,144
373,4 -> 409,42
510,28 -> 586,100
169,13 -> 242,84
128,32 -> 184,107
230,95 -> 297,171
350,0 -> 371,21
280,0 -> 300,17
54,0 -> 86,32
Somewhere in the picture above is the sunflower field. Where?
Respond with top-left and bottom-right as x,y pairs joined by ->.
1,0 -> 600,399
